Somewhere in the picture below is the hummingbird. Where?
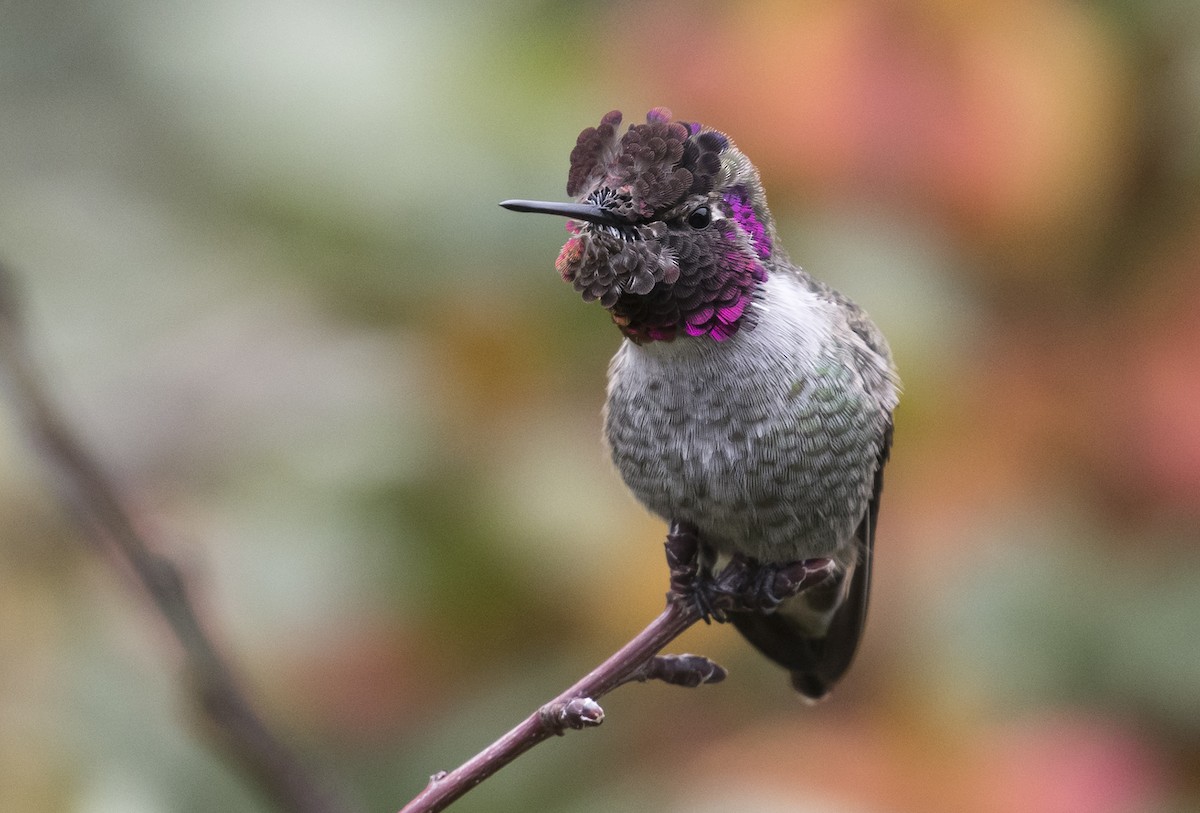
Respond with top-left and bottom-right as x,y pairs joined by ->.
501,108 -> 899,700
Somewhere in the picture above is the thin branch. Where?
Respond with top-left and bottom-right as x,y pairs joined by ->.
398,596 -> 703,813
0,261 -> 349,813
398,524 -> 834,813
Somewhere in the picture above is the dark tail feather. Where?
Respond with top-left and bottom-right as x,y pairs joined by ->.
730,533 -> 872,701
791,543 -> 872,699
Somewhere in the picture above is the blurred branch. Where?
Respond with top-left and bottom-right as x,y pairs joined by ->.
0,261 -> 350,813
398,599 -> 703,813
398,525 -> 833,813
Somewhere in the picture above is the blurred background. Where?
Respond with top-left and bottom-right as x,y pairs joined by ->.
2,1 -> 1199,811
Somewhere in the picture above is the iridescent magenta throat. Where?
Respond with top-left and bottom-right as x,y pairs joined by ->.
677,244 -> 764,342
723,186 -> 773,260
669,188 -> 769,342
620,211 -> 768,344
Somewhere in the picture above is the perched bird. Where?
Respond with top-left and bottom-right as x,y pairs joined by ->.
502,109 -> 899,700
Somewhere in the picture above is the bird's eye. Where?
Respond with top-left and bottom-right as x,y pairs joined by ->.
686,205 -> 712,229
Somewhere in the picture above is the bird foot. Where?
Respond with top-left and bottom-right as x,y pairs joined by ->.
747,557 -> 838,613
664,521 -> 836,623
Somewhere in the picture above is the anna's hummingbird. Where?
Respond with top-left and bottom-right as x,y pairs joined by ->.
502,109 -> 899,700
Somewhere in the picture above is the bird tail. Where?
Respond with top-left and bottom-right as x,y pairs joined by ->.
729,539 -> 872,701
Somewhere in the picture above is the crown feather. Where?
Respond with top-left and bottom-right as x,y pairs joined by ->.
566,109 -> 729,218
554,109 -> 772,344
566,110 -> 623,198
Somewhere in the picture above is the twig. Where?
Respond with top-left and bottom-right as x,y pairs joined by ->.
398,523 -> 833,813
0,262 -> 349,813
398,595 -> 704,813
619,653 -> 728,688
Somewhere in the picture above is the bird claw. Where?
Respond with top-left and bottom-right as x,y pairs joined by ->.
747,558 -> 838,611
664,520 -> 721,622
663,521 -> 836,621
665,520 -> 701,598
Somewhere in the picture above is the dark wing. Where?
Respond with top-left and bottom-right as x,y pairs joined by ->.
731,421 -> 893,700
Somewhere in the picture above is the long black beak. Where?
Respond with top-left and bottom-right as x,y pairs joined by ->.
499,199 -> 623,227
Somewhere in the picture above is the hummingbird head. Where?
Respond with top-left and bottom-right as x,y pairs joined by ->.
502,108 -> 778,343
